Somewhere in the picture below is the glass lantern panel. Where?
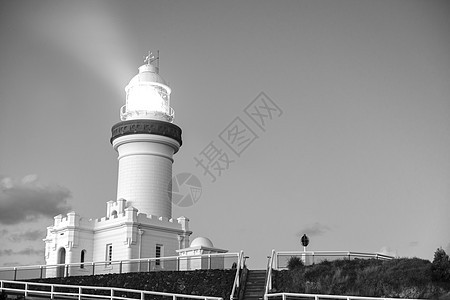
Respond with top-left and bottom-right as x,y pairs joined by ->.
127,85 -> 168,113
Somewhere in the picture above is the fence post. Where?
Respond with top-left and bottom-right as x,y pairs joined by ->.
40,265 -> 44,279
92,262 -> 95,276
65,264 -> 69,277
119,261 -> 123,274
141,292 -> 145,300
79,286 -> 82,300
148,259 -> 151,272
24,283 -> 28,297
13,267 -> 17,281
51,284 -> 54,300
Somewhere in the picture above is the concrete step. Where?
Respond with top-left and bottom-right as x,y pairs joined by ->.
245,291 -> 265,296
246,282 -> 266,287
246,286 -> 265,290
245,284 -> 265,288
244,296 -> 264,300
247,272 -> 266,277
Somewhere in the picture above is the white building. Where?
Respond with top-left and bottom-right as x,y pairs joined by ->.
43,53 -> 195,277
177,237 -> 228,270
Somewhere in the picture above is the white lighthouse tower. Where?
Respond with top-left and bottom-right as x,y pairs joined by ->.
44,53 -> 192,276
111,52 -> 180,219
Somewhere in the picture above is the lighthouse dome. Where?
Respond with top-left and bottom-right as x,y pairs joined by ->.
190,237 -> 214,248
126,64 -> 170,90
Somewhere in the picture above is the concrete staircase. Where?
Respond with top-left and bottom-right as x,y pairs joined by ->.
243,270 -> 266,300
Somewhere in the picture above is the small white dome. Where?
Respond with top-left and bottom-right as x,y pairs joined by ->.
190,237 -> 214,248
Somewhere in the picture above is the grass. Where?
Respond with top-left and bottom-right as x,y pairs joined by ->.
272,258 -> 450,299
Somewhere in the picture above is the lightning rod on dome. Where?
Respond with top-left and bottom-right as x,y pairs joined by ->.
144,50 -> 159,68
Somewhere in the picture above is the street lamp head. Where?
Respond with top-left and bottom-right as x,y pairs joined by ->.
301,234 -> 310,247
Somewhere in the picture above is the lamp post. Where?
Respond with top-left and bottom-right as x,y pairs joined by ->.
301,234 -> 309,265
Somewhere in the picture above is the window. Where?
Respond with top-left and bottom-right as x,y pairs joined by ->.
106,244 -> 113,265
155,244 -> 163,266
80,250 -> 86,269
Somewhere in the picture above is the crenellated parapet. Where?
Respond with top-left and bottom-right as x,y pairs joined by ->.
52,211 -> 92,230
47,199 -> 190,234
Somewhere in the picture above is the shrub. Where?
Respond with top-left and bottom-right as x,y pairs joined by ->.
431,248 -> 450,282
287,256 -> 304,270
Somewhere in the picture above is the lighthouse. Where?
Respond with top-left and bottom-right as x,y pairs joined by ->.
111,52 -> 181,219
44,53 -> 192,276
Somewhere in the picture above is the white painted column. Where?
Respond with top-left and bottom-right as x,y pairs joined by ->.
113,134 -> 180,219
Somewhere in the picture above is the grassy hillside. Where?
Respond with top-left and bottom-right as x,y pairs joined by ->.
30,269 -> 236,299
272,258 -> 450,299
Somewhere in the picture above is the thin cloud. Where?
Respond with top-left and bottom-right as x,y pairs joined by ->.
8,230 -> 45,242
17,248 -> 44,256
0,247 -> 44,257
298,222 -> 331,237
0,249 -> 13,256
2,262 -> 20,267
409,241 -> 419,247
379,246 -> 398,257
0,175 -> 72,225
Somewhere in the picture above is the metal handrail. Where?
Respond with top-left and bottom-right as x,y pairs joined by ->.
0,279 -> 223,300
229,250 -> 244,300
275,250 -> 393,257
0,252 -> 241,280
273,251 -> 393,269
264,249 -> 275,296
265,292 -> 422,300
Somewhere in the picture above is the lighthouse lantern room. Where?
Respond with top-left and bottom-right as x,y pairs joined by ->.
121,51 -> 174,122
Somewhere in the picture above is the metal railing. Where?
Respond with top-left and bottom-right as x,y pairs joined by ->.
274,251 -> 393,269
120,105 -> 174,122
264,250 -> 275,296
265,292 -> 422,300
0,253 -> 241,281
229,251 -> 245,300
0,279 -> 223,300
264,250 -> 395,299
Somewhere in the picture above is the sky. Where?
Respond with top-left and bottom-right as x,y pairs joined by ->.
0,0 -> 449,269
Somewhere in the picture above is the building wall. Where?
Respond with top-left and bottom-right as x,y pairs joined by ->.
139,228 -> 180,271
44,201 -> 191,277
